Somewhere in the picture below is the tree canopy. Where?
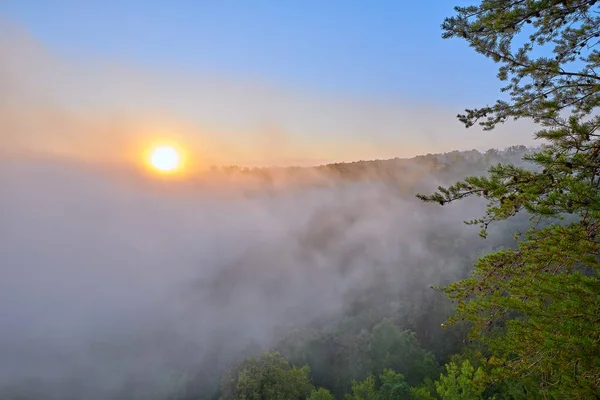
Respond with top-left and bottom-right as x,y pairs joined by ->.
419,1 -> 600,398
220,352 -> 314,400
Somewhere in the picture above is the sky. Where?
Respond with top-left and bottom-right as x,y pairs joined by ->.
0,0 -> 538,167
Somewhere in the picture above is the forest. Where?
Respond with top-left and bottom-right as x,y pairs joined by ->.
3,0 -> 600,399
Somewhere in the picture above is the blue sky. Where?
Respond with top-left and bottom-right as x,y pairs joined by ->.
0,1 -> 535,166
1,1 -> 499,101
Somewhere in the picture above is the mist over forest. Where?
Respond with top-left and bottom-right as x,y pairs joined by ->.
0,146 -> 532,399
4,0 -> 600,397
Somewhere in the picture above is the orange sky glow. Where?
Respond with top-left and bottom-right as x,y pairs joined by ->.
0,22 -> 538,173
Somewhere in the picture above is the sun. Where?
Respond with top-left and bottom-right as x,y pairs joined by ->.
150,146 -> 180,172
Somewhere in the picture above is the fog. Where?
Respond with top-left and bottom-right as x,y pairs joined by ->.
0,153 -> 509,399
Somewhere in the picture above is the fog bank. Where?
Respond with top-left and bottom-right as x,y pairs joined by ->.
0,154 -> 508,399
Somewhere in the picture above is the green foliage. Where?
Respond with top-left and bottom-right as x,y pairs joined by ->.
441,0 -> 600,130
276,321 -> 374,397
379,369 -> 412,399
307,387 -> 336,400
369,320 -> 438,387
410,385 -> 437,400
447,346 -> 485,370
490,378 -> 545,400
418,0 -> 600,398
219,352 -> 313,400
344,370 -> 413,400
345,375 -> 379,400
435,360 -> 486,400
277,315 -> 443,398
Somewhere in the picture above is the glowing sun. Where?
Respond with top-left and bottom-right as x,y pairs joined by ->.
150,146 -> 180,172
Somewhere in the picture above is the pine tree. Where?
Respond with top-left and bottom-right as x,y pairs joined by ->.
418,1 -> 600,398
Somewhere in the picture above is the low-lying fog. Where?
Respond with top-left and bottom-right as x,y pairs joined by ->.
0,155 -> 509,399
